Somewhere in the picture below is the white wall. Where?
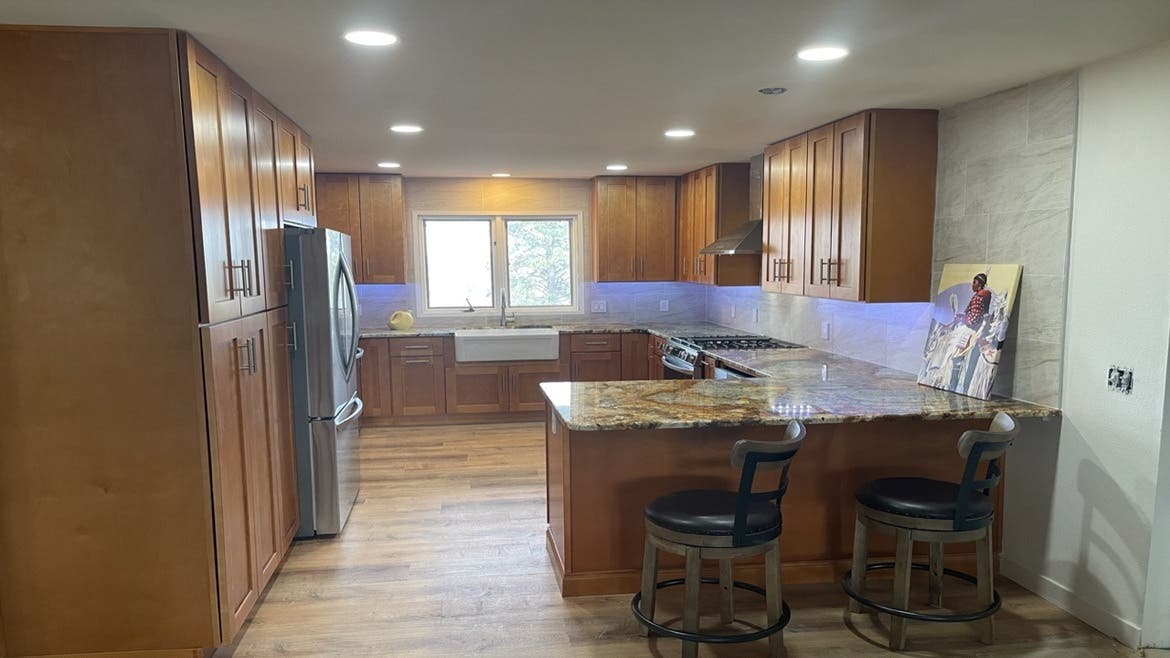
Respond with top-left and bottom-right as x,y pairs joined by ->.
999,38 -> 1170,648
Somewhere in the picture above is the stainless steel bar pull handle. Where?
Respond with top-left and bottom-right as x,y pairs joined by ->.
296,184 -> 310,211
243,259 -> 254,296
227,261 -> 248,295
237,337 -> 257,374
404,358 -> 431,365
286,323 -> 297,351
819,258 -> 839,284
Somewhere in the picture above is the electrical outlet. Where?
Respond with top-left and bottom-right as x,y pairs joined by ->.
590,300 -> 607,313
1108,365 -> 1134,394
659,299 -> 669,312
821,321 -> 832,341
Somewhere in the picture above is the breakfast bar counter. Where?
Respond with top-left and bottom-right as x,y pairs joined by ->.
540,348 -> 1058,596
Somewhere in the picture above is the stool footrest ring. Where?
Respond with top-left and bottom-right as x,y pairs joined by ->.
841,562 -> 1001,623
630,576 -> 791,644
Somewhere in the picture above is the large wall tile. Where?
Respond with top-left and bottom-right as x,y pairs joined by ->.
1028,72 -> 1078,143
933,214 -> 989,267
987,209 -> 1072,277
964,136 -> 1075,215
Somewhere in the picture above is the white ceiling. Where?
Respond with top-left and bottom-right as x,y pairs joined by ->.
4,0 -> 1170,177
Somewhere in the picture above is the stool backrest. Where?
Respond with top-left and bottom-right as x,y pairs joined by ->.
953,412 -> 1019,530
728,420 -> 806,545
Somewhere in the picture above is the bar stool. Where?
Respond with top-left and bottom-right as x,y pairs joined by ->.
631,420 -> 805,658
842,412 -> 1019,650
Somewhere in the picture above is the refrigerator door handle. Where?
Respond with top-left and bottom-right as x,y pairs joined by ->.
335,395 -> 364,428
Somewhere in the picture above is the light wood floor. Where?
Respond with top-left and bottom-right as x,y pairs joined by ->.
222,422 -> 1145,657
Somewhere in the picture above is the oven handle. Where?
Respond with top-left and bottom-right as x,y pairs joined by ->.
662,354 -> 696,376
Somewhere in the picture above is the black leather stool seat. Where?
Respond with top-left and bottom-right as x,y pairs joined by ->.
645,489 -> 780,538
856,477 -> 993,525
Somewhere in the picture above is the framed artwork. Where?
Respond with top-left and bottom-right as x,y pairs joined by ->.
917,264 -> 1023,400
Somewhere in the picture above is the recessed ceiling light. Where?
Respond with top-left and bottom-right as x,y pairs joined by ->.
377,161 -> 400,169
606,163 -> 628,171
390,124 -> 423,134
664,128 -> 695,138
797,46 -> 849,61
491,172 -> 511,178
758,87 -> 788,95
343,30 -> 398,47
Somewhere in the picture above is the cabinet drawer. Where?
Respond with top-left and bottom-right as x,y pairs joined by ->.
570,333 -> 621,353
388,336 -> 444,356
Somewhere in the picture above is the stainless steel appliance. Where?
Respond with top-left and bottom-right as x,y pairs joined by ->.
286,227 -> 362,537
661,335 -> 803,379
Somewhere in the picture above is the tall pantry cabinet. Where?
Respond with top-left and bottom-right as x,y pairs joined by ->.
0,27 -> 309,657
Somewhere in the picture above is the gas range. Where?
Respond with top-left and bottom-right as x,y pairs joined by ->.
662,334 -> 803,369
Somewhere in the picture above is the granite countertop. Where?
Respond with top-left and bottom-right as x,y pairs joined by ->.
540,347 -> 1059,431
358,321 -> 734,339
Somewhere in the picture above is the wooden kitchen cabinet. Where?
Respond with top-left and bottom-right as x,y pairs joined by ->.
391,354 -> 447,416
276,111 -> 316,227
571,351 -> 623,382
315,173 -> 407,284
357,337 -> 393,421
762,134 -> 808,295
677,174 -> 693,280
678,164 -> 758,286
509,361 -> 565,412
251,94 -> 288,309
446,364 -> 510,414
763,109 -> 938,302
264,308 -> 299,551
591,176 -> 677,282
621,333 -> 649,380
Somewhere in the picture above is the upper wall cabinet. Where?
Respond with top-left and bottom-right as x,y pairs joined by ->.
315,173 -> 407,284
591,176 -> 676,282
276,112 -> 317,227
762,109 -> 938,302
679,164 -> 759,287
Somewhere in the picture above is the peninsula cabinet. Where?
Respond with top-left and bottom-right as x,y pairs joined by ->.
0,27 -> 310,656
679,164 -> 759,286
315,173 -> 407,284
762,109 -> 938,302
591,176 -> 677,282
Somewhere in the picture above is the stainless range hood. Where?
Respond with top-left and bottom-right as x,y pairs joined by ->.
699,220 -> 763,255
699,152 -> 764,255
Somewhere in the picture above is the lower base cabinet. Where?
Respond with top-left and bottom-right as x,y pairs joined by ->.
357,337 -> 393,420
202,308 -> 297,642
390,354 -> 447,415
570,350 -> 623,382
510,361 -> 566,411
446,364 -> 510,414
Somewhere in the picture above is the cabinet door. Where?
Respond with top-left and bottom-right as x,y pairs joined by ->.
187,42 -> 241,324
224,72 -> 265,316
390,355 -> 446,416
635,177 -> 676,280
691,168 -> 715,284
251,94 -> 286,308
763,136 -> 808,295
593,177 -> 637,281
621,333 -> 649,380
202,319 -> 259,642
357,338 -> 393,420
830,113 -> 867,301
264,308 -> 299,550
762,143 -> 784,293
570,351 -> 622,382
446,364 -> 509,414
358,175 -> 406,283
316,174 -> 363,280
683,174 -> 687,278
509,362 -> 563,412
296,131 -> 316,225
805,124 -> 836,298
245,314 -> 279,589
276,113 -> 306,225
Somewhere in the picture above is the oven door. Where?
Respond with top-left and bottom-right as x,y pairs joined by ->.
661,354 -> 696,380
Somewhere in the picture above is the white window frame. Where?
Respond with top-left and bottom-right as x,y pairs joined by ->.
412,210 -> 584,317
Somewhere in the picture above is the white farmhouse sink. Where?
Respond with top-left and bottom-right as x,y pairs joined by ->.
454,328 -> 560,362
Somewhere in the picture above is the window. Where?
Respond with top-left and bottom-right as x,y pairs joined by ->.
417,214 -> 580,313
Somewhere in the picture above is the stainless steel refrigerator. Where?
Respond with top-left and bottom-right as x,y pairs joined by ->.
285,227 -> 362,537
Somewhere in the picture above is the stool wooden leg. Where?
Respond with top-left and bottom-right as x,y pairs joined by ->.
889,528 -> 913,651
765,538 -> 785,657
718,558 -> 734,624
639,537 -> 659,637
848,513 -> 868,613
977,527 -> 995,644
683,547 -> 701,658
929,542 -> 944,608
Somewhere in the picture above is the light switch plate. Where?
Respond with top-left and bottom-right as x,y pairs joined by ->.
659,299 -> 669,312
591,300 -> 607,313
821,321 -> 832,341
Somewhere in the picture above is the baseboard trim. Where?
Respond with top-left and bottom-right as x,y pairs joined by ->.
1000,557 -> 1142,648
